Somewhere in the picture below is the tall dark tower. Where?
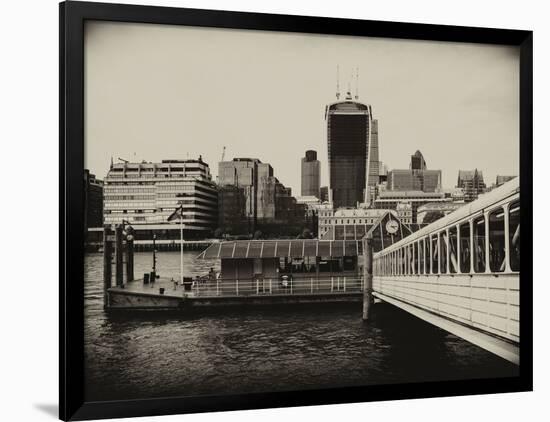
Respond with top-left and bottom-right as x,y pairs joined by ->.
301,150 -> 321,197
326,72 -> 378,208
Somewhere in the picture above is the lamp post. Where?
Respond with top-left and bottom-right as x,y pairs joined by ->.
168,205 -> 185,286
121,219 -> 134,283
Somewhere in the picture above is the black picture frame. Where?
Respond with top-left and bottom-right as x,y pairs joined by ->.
60,1 -> 533,420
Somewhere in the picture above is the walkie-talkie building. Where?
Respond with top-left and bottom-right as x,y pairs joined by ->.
326,91 -> 378,209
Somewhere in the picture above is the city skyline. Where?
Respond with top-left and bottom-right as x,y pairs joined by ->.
85,21 -> 519,193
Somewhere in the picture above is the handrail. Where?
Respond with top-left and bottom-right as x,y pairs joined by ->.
187,276 -> 364,297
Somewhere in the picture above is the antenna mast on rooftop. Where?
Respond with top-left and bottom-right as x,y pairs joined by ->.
345,71 -> 352,100
336,65 -> 341,100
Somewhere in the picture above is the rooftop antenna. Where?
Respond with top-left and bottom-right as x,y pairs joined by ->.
355,67 -> 359,100
336,65 -> 341,100
345,72 -> 352,100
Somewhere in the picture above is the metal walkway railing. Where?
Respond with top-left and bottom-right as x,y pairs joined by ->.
189,277 -> 364,297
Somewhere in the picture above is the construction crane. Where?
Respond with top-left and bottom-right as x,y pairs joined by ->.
118,157 -> 129,164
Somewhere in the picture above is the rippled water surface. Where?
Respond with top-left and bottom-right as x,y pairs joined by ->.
84,252 -> 517,401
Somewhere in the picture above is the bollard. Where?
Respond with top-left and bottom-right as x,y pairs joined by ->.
362,232 -> 374,321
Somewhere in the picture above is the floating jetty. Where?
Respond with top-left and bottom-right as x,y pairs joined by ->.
102,225 -> 364,311
107,277 -> 362,310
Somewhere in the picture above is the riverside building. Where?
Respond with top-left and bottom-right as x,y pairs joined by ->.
103,158 -> 218,239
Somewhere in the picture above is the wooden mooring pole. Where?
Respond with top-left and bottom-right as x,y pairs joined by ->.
115,224 -> 124,287
103,224 -> 113,308
362,232 -> 374,321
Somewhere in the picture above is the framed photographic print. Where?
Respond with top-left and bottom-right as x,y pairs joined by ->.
60,1 -> 533,420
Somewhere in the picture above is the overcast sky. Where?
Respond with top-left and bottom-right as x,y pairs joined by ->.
85,21 -> 519,192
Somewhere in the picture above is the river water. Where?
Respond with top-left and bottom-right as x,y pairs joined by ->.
84,251 -> 517,402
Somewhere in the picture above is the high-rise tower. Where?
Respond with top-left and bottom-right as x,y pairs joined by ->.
410,150 -> 427,170
301,150 -> 321,198
326,71 -> 378,208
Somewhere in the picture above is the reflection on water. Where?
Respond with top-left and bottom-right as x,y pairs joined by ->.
84,252 -> 518,401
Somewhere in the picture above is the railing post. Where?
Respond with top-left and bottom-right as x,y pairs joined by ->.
256,279 -> 259,295
310,278 -> 313,294
331,277 -> 334,292
343,277 -> 346,292
236,279 -> 239,296
290,279 -> 293,295
269,279 -> 272,294
363,232 -> 374,320
217,278 -> 220,296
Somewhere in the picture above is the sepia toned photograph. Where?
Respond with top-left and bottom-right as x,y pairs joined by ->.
82,18 -> 522,404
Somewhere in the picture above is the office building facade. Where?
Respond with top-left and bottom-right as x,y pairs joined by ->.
218,158 -> 307,235
373,190 -> 448,224
386,150 -> 441,192
84,169 -> 104,229
318,206 -> 400,240
103,158 -> 217,237
301,150 -> 321,198
457,169 -> 486,202
387,169 -> 442,192
320,186 -> 329,203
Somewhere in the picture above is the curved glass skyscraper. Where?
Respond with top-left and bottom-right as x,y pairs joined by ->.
325,92 -> 378,209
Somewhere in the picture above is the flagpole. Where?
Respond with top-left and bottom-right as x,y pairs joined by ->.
180,213 -> 184,286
